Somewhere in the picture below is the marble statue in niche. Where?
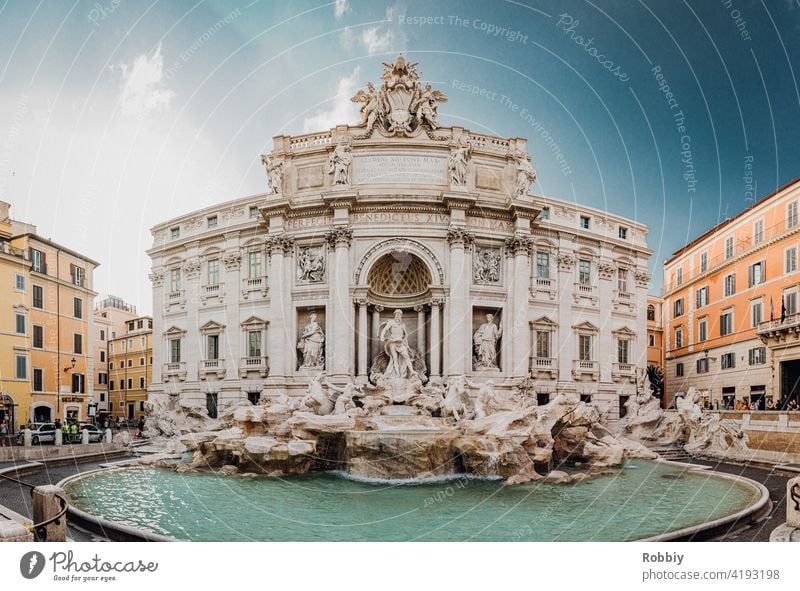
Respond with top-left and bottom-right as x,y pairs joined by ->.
473,313 -> 502,370
297,313 -> 325,369
327,140 -> 352,185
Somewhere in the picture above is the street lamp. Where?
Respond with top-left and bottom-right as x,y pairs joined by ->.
63,357 -> 76,372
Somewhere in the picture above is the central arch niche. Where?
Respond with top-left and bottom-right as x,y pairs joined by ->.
367,251 -> 432,299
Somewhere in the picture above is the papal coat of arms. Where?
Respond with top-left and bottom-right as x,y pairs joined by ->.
351,55 -> 448,137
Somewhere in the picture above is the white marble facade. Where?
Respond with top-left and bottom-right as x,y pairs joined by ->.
147,57 -> 652,420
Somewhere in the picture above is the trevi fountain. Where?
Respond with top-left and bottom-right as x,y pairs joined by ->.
62,57 -> 766,542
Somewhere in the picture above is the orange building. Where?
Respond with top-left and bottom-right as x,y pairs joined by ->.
108,316 -> 152,422
663,177 -> 800,410
646,295 -> 664,400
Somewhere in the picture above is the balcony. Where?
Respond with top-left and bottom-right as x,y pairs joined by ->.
201,283 -> 225,305
0,242 -> 26,260
164,289 -> 186,312
572,359 -> 599,381
757,314 -> 800,345
530,277 -> 556,301
612,362 -> 636,383
240,356 -> 269,378
200,358 -> 226,379
572,282 -> 598,305
530,356 -> 557,379
241,276 -> 269,300
163,361 -> 187,381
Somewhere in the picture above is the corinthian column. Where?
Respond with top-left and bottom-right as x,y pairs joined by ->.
266,234 -> 293,380
506,233 -> 532,379
445,225 -> 473,377
429,298 -> 442,378
415,305 -> 426,364
326,226 -> 353,379
357,298 -> 368,381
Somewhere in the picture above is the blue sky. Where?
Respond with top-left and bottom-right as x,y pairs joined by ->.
2,0 -> 800,312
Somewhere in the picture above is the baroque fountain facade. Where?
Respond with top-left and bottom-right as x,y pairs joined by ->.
143,56 -> 738,482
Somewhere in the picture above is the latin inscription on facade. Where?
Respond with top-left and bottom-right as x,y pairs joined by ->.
297,165 -> 325,189
475,165 -> 503,191
352,154 -> 447,185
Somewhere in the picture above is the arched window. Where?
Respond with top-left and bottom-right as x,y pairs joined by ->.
647,304 -> 655,322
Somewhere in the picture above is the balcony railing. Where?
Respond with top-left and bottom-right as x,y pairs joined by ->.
240,356 -> 269,377
574,359 -> 598,371
535,277 -> 553,288
167,290 -> 184,301
243,276 -> 264,289
0,242 -> 26,259
757,313 -> 800,335
204,283 -> 221,294
575,282 -> 594,295
163,362 -> 186,380
202,359 -> 223,369
616,291 -> 632,300
532,357 -> 554,368
613,362 -> 635,374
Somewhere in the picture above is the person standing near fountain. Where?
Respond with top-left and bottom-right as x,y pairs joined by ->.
473,313 -> 502,369
380,309 -> 416,379
298,313 -> 325,369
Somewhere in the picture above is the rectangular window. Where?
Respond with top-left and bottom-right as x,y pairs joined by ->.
751,301 -> 763,327
786,292 -> 798,316
724,273 -> 736,297
535,331 -> 550,358
697,358 -> 709,374
32,368 -> 43,392
578,335 -> 592,361
99,372 -> 107,385
789,201 -> 799,229
536,252 -> 550,279
71,264 -> 85,287
170,227 -> 180,239
170,267 -> 181,292
748,261 -> 765,287
698,318 -> 707,342
248,330 -> 262,358
73,297 -> 83,319
248,251 -> 262,279
207,215 -> 218,228
140,377 -> 145,389
578,260 -> 591,285
721,352 -> 736,369
15,313 -> 25,334
74,333 -> 83,354
617,339 -> 630,364
100,329 -> 105,341
618,226 -> 627,240
207,259 -> 220,285
725,236 -> 734,259
700,252 -> 708,273
32,284 -> 43,308
580,215 -> 590,229
100,350 -> 106,363
31,248 -> 44,273
127,378 -> 132,390
109,381 -> 114,391
753,219 -> 764,245
617,269 -> 629,294
676,363 -> 684,377
649,334 -> 655,347
15,355 -> 27,379
749,347 -> 766,365
676,268 -> 683,286
127,359 -> 132,368
137,319 -> 143,329
140,356 -> 145,365
696,286 -> 709,309
71,373 -> 85,394
120,380 -> 125,390
540,206 -> 550,220
673,298 -> 684,318
720,310 -> 733,336
14,273 -> 25,291
207,335 -> 219,360
249,205 -> 259,219
109,362 -> 113,370
33,325 -> 43,348
170,339 -> 181,363
787,247 -> 798,274
675,327 -> 683,348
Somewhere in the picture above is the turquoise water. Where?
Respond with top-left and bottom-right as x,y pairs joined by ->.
65,460 -> 758,541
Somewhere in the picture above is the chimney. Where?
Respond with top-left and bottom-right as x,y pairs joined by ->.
0,201 -> 10,224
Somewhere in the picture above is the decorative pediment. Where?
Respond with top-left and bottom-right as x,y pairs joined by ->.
530,316 -> 558,330
163,326 -> 187,337
612,326 -> 637,338
572,321 -> 599,333
199,320 -> 226,334
241,316 -> 268,329
12,303 -> 29,312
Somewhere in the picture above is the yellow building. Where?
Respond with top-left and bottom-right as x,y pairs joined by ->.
7,208 -> 99,424
108,316 -> 152,422
0,201 -> 31,432
94,296 -> 139,426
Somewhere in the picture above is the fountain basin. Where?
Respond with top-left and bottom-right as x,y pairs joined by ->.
61,459 -> 768,542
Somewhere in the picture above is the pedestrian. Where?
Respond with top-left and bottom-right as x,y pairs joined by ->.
137,416 -> 145,438
0,418 -> 8,447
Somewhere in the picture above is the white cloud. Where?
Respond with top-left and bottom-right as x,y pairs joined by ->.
302,67 -> 362,132
334,0 -> 350,19
116,43 -> 174,118
361,27 -> 393,55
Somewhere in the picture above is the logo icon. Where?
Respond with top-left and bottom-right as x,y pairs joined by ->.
20,551 -> 46,579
